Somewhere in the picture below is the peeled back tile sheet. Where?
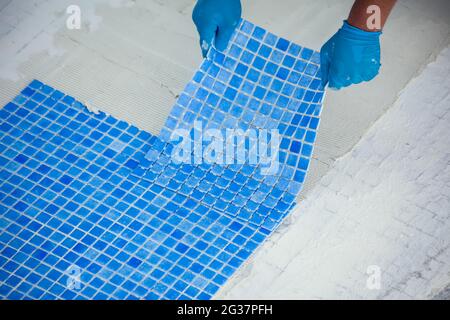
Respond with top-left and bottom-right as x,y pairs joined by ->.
141,20 -> 324,230
0,20 -> 324,300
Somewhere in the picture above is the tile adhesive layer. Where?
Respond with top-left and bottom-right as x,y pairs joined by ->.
0,20 -> 324,300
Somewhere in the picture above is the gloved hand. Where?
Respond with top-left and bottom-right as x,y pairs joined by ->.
192,0 -> 242,57
320,21 -> 382,90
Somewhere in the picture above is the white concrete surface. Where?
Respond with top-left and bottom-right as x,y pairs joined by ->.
1,0 -> 450,299
218,46 -> 450,300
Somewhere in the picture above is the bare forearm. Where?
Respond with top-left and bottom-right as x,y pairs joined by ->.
348,0 -> 397,31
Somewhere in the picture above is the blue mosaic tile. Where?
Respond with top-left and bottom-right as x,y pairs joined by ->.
0,19 -> 324,300
150,19 -> 324,230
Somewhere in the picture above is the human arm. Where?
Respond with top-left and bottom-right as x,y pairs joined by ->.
320,0 -> 397,89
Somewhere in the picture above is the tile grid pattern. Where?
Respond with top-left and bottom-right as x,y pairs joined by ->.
0,20 -> 324,300
145,20 -> 324,230
0,85 -> 266,300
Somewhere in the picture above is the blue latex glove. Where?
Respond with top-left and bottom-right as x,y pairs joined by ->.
192,0 -> 242,57
320,21 -> 382,90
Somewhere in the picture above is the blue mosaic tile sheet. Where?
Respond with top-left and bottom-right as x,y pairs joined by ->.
142,20 -> 324,230
0,82 -> 268,300
0,20 -> 324,300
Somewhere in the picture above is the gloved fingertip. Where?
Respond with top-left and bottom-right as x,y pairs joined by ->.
362,69 -> 379,82
328,77 -> 342,91
200,38 -> 213,58
328,86 -> 340,91
320,48 -> 331,89
320,69 -> 329,88
215,39 -> 228,52
321,77 -> 328,89
195,20 -> 218,58
215,25 -> 235,52
328,84 -> 341,91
